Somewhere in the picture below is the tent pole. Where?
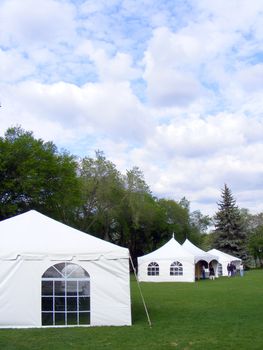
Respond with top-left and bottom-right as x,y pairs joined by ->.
129,255 -> 152,328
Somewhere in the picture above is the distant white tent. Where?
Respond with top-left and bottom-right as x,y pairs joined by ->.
208,248 -> 241,276
0,210 -> 131,328
182,239 -> 219,279
137,236 -> 195,282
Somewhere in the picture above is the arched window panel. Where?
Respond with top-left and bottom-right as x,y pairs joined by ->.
42,263 -> 89,279
66,265 -> 89,279
42,265 -> 62,278
147,262 -> 159,276
170,261 -> 183,276
218,263 -> 223,276
41,263 -> 90,326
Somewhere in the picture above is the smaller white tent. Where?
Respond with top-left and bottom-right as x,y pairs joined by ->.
208,248 -> 241,276
182,239 -> 219,279
137,237 -> 195,282
0,210 -> 131,328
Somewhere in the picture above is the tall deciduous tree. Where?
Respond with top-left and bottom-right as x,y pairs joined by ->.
157,198 -> 190,244
77,150 -> 124,241
190,210 -> 212,235
120,167 -> 153,258
213,184 -> 247,260
248,226 -> 263,267
0,126 -> 81,223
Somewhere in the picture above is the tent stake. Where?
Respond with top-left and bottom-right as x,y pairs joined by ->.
129,255 -> 152,328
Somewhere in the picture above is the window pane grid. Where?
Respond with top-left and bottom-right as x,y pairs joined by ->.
41,263 -> 90,326
53,265 -> 64,277
147,262 -> 159,276
170,261 -> 183,276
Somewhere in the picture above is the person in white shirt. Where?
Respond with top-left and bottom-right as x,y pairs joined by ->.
239,263 -> 244,277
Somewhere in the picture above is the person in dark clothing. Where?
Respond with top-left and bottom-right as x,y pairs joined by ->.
230,262 -> 235,277
227,263 -> 231,277
202,265 -> 206,279
232,263 -> 236,276
209,265 -> 215,280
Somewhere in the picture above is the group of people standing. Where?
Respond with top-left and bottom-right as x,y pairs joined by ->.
201,261 -> 244,280
227,262 -> 244,277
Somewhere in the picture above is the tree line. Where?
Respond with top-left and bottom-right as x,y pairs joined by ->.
1,126 -> 262,267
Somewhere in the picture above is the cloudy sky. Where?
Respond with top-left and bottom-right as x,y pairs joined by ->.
1,0 -> 263,216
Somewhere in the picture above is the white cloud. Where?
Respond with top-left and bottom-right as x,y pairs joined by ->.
0,79 -> 151,145
236,64 -> 263,92
1,0 -> 263,216
0,49 -> 35,82
143,27 -> 204,106
0,0 -> 76,48
76,40 -> 141,82
146,68 -> 202,107
111,111 -> 263,215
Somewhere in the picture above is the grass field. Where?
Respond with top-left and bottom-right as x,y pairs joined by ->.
1,270 -> 263,350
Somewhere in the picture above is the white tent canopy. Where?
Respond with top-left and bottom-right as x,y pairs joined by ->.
182,239 -> 218,264
0,210 -> 128,261
182,239 -> 219,279
208,248 -> 241,276
0,210 -> 131,328
137,237 -> 195,282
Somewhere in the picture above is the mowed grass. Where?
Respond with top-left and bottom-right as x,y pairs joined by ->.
1,270 -> 263,350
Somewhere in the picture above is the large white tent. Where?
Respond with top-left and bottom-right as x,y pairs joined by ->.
0,210 -> 131,328
137,237 -> 195,282
208,248 -> 241,276
182,239 -> 219,279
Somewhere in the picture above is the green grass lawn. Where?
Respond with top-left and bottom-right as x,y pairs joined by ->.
1,270 -> 263,350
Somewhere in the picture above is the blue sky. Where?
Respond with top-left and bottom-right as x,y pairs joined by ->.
1,0 -> 263,215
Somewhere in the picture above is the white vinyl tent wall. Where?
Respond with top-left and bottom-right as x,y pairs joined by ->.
0,211 -> 131,328
137,237 -> 195,282
208,248 -> 241,276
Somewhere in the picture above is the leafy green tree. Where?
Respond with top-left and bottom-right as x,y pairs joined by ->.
119,167 -> 154,258
190,210 -> 212,234
157,198 -> 190,244
200,231 -> 217,251
179,197 -> 190,212
213,184 -> 247,260
77,151 -> 124,241
248,226 -> 263,267
0,126 -> 81,223
245,211 -> 263,231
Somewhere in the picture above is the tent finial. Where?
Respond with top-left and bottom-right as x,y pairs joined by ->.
172,232 -> 175,239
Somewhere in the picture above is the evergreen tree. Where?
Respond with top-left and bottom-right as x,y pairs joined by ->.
213,184 -> 247,260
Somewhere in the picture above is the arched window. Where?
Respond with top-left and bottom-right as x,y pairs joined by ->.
218,263 -> 223,276
147,262 -> 159,276
170,261 -> 183,276
41,263 -> 90,326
